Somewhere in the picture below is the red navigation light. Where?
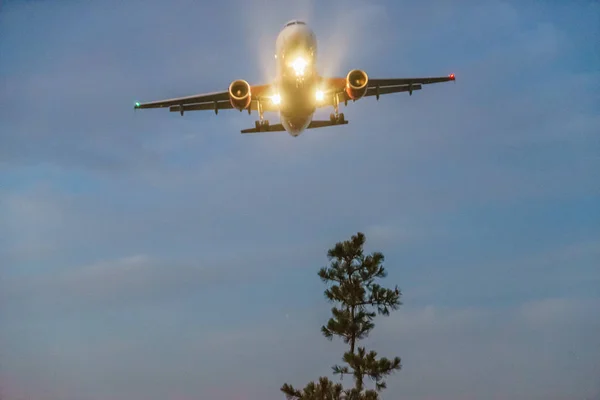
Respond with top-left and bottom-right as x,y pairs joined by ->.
449,73 -> 455,80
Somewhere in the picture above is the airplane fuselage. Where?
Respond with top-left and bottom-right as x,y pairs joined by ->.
133,20 -> 456,135
274,20 -> 319,136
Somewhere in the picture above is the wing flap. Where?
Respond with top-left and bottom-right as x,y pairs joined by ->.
365,83 -> 422,97
168,99 -> 279,114
368,75 -> 455,87
135,91 -> 230,109
169,101 -> 233,113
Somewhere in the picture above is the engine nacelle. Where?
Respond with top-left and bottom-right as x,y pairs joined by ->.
345,69 -> 369,100
228,79 -> 252,110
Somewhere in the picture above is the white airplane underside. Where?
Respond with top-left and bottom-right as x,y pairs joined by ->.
134,19 -> 456,137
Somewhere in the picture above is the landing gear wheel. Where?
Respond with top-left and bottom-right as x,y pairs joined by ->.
255,120 -> 270,132
337,113 -> 345,123
330,113 -> 336,123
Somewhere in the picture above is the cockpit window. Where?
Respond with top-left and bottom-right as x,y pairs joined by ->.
285,20 -> 306,27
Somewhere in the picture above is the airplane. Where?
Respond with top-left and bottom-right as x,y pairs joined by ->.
133,19 -> 456,137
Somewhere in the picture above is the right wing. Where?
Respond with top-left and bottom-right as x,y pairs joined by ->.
319,73 -> 455,104
133,84 -> 276,114
367,75 -> 455,88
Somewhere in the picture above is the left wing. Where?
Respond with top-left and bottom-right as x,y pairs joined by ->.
133,84 -> 275,114
319,73 -> 455,105
134,91 -> 230,109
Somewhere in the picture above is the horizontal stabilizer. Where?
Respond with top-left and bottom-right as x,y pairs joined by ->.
307,119 -> 349,129
241,123 -> 286,133
241,119 -> 348,134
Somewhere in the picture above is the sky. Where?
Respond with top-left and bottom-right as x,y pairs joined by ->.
0,0 -> 599,399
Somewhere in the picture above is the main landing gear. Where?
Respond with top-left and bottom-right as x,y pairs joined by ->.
329,93 -> 345,124
329,112 -> 345,124
254,120 -> 270,131
253,100 -> 270,132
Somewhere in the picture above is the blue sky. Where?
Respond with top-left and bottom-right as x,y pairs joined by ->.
1,0 -> 599,399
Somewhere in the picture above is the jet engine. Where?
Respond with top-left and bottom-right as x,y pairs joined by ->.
228,79 -> 252,110
345,69 -> 369,100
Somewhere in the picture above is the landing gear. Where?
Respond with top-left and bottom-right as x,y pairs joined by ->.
254,100 -> 270,132
329,112 -> 345,124
329,94 -> 345,124
254,119 -> 270,132
254,100 -> 269,132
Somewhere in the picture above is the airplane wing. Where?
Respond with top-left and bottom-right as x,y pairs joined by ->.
133,84 -> 276,114
319,73 -> 455,106
366,75 -> 455,88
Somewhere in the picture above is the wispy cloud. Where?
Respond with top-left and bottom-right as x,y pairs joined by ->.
1,0 -> 598,399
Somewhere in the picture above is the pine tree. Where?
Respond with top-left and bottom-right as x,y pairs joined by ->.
281,232 -> 402,400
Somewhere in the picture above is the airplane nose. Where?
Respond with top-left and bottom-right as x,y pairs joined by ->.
285,28 -> 315,53
287,38 -> 309,53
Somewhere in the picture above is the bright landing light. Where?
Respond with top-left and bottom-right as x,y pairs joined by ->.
290,57 -> 308,76
271,94 -> 281,105
315,90 -> 324,102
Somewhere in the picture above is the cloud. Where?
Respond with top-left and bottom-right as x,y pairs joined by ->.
0,242 -> 329,316
1,1 -> 599,400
